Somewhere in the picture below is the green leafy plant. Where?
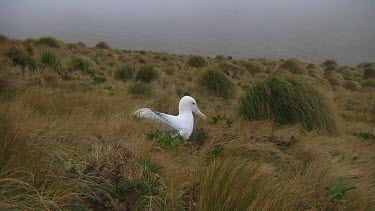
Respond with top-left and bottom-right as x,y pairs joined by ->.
210,114 -> 233,128
141,160 -> 161,176
186,55 -> 208,68
111,179 -> 142,198
364,67 -> 375,79
6,46 -> 37,70
328,177 -> 356,203
209,148 -> 224,161
147,130 -> 183,150
353,131 -> 375,141
93,76 -> 106,85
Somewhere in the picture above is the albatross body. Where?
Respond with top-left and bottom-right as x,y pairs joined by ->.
134,96 -> 206,140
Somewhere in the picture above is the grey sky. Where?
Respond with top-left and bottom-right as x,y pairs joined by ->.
1,0 -> 374,65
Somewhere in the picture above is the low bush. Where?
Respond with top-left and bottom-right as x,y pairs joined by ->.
238,75 -> 338,134
135,66 -> 158,83
6,46 -> 37,70
115,63 -> 138,82
186,55 -> 208,68
199,69 -> 236,98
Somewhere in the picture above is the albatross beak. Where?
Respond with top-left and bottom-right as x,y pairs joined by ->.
195,108 -> 206,120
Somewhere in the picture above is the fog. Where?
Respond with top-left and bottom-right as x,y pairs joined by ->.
1,0 -> 374,65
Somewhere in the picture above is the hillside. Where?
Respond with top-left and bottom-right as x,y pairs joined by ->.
0,35 -> 375,210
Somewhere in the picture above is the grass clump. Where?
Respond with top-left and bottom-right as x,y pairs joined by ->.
34,37 -> 60,48
136,66 -> 158,83
95,41 -> 110,49
322,59 -> 338,67
242,62 -> 264,75
41,50 -> 61,69
364,67 -> 375,79
186,55 -> 208,68
278,59 -> 305,74
114,63 -> 138,82
71,56 -> 94,72
238,75 -> 338,134
128,82 -> 152,95
353,131 -> 375,141
361,79 -> 375,89
199,69 -> 236,98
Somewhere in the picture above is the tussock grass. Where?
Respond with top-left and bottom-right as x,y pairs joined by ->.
136,65 -> 158,83
238,75 -> 338,134
34,36 -> 60,48
95,41 -> 110,49
71,55 -> 94,72
322,59 -> 338,67
278,58 -> 306,74
186,55 -> 208,68
41,50 -> 61,69
6,46 -> 37,70
199,69 -> 236,98
115,63 -> 138,82
242,61 -> 264,75
128,82 -> 152,95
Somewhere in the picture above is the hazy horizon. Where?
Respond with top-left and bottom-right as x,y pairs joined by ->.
1,0 -> 374,66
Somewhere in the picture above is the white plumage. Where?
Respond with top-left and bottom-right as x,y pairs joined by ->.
134,96 -> 206,140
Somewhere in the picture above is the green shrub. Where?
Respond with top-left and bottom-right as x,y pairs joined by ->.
41,50 -> 61,69
135,66 -> 157,83
337,67 -> 354,80
186,55 -> 208,68
35,37 -> 60,48
199,69 -> 236,98
364,67 -> 375,79
278,59 -> 305,74
95,41 -> 110,49
128,82 -> 152,95
115,63 -> 138,82
322,59 -> 338,67
306,64 -> 319,70
323,64 -> 337,75
71,56 -> 94,72
242,62 -> 264,75
93,76 -> 106,85
238,75 -> 338,134
6,46 -> 37,70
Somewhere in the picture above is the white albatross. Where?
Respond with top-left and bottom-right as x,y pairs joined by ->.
134,96 -> 206,140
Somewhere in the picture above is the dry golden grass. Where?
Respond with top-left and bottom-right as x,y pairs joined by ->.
0,36 -> 374,210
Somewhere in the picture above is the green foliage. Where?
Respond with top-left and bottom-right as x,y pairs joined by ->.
35,37 -> 60,48
328,177 -> 356,203
306,63 -> 319,70
128,82 -> 152,95
147,130 -> 183,150
353,131 -> 375,141
209,148 -> 224,161
141,160 -> 162,176
186,55 -> 208,68
95,41 -> 110,49
41,50 -> 61,69
238,75 -> 338,134
210,114 -> 233,128
93,76 -> 106,85
199,69 -> 236,98
136,66 -> 158,83
115,63 -> 138,82
108,61 -> 116,67
71,56 -> 94,72
364,67 -> 375,79
242,62 -> 264,75
279,59 -> 305,74
111,179 -> 142,198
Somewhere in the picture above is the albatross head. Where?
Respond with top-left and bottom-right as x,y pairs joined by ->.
178,96 -> 206,120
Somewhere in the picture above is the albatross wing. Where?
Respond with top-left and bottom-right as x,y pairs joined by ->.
134,108 -> 179,134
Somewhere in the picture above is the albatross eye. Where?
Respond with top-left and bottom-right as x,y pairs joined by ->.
192,102 -> 195,105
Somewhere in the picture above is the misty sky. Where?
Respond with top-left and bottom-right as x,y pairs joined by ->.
0,0 -> 374,65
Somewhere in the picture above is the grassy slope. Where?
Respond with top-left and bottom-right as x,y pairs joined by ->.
0,36 -> 375,210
